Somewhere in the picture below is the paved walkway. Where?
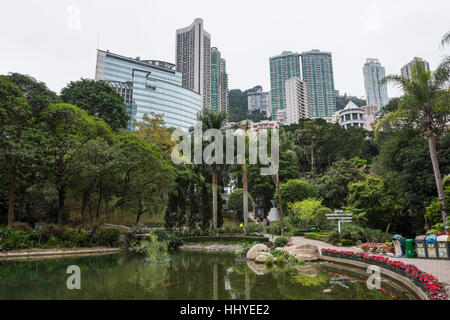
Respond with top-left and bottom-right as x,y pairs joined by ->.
290,236 -> 450,292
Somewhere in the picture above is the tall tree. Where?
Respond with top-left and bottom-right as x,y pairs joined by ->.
198,108 -> 227,230
0,77 -> 33,225
376,60 -> 450,232
42,103 -> 113,224
61,79 -> 129,131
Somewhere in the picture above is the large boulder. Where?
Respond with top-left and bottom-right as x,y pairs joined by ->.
290,244 -> 320,261
246,243 -> 270,260
255,252 -> 274,264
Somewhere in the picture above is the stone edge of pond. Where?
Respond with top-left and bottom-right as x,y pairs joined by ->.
320,255 -> 428,300
179,244 -> 243,252
0,248 -> 123,261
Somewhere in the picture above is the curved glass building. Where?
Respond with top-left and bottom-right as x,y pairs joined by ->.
95,49 -> 202,131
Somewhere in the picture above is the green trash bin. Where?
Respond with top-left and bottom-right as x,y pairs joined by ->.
406,239 -> 417,258
310,227 -> 317,233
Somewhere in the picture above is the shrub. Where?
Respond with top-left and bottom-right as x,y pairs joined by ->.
43,224 -> 67,240
180,236 -> 270,243
267,220 -> 281,235
340,238 -> 356,246
95,227 -> 120,247
228,188 -> 254,218
265,256 -> 274,266
152,229 -> 183,250
275,255 -> 286,265
0,226 -> 32,251
246,222 -> 264,234
46,236 -> 60,248
289,198 -> 322,230
274,179 -> 319,213
10,222 -> 31,231
272,236 -> 289,249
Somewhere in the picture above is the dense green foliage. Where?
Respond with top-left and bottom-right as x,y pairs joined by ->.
180,236 -> 270,243
0,224 -> 120,251
61,79 -> 129,131
228,188 -> 254,219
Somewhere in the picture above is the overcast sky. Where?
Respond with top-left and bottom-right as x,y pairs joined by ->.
1,0 -> 449,100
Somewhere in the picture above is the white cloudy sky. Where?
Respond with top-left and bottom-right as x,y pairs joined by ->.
1,0 -> 449,99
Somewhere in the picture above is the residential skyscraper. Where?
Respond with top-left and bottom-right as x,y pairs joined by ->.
269,51 -> 301,119
211,47 -> 229,113
401,57 -> 430,80
176,18 -> 211,109
301,50 -> 336,118
363,58 -> 389,111
247,88 -> 271,117
95,49 -> 202,131
285,77 -> 310,125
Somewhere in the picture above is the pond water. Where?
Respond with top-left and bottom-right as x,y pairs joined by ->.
0,251 -> 419,300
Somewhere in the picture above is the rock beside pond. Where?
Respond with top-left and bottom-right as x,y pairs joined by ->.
255,252 -> 274,264
291,244 -> 320,261
276,244 -> 320,261
246,243 -> 270,260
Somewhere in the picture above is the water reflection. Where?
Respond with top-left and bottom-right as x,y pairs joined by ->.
0,251 -> 417,300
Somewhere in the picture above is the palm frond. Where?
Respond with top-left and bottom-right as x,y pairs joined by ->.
432,55 -> 450,88
373,109 -> 411,139
441,31 -> 450,47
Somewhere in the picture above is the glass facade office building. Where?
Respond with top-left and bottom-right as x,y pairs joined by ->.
95,49 -> 202,131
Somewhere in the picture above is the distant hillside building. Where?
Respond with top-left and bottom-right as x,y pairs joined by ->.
176,18 -> 211,109
211,47 -> 229,113
301,49 -> 336,118
338,101 -> 365,129
401,57 -> 430,80
363,58 -> 389,111
361,104 -> 378,131
276,109 -> 287,125
248,89 -> 271,117
269,51 -> 301,119
285,77 -> 310,125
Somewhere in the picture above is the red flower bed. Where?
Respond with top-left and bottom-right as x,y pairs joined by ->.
321,248 -> 448,300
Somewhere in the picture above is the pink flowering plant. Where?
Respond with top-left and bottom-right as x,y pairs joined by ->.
321,248 -> 448,300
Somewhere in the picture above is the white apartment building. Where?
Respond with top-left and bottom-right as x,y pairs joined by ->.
284,77 -> 310,125
176,18 -> 211,108
276,109 -> 287,125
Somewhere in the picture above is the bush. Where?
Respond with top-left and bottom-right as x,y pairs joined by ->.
10,222 -> 31,231
95,227 -> 120,247
304,232 -> 329,242
267,220 -> 281,235
228,188 -> 254,218
180,236 -> 270,243
246,222 -> 264,234
274,179 -> 319,213
152,229 -> 183,250
46,236 -> 60,248
0,226 -> 33,251
272,236 -> 290,248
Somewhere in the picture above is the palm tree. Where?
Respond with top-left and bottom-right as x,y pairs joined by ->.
240,120 -> 250,234
376,59 -> 450,232
441,31 -> 450,47
198,108 -> 227,230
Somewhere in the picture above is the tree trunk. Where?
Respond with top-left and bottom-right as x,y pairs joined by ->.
212,166 -> 218,230
427,133 -> 448,233
57,186 -> 66,225
243,163 -> 248,234
81,191 -> 89,221
276,170 -> 284,235
7,160 -> 17,226
105,200 -> 110,222
96,182 -> 103,222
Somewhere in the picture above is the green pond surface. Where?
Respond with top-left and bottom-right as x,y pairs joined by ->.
0,251 -> 418,300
